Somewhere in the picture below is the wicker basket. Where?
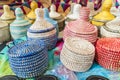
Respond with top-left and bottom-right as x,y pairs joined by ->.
8,39 -> 48,78
10,8 -> 31,40
60,37 -> 95,72
63,7 -> 98,44
96,38 -> 120,71
27,8 -> 57,50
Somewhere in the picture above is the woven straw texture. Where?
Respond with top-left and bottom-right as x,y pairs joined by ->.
63,7 -> 98,44
60,37 -> 95,72
96,38 -> 120,71
0,21 -> 10,43
8,40 -> 48,78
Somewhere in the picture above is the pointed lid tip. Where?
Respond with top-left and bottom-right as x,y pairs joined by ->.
35,8 -> 44,18
3,5 -> 9,9
15,8 -> 23,16
30,0 -> 38,9
3,5 -> 10,12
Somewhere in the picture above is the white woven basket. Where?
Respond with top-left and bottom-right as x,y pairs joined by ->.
60,37 -> 95,72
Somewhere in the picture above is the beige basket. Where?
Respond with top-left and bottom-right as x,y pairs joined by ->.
60,37 -> 95,72
0,21 -> 10,43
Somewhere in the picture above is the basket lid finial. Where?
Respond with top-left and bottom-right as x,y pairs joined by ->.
35,8 -> 44,20
1,5 -> 15,20
30,1 -> 38,11
49,4 -> 61,19
15,8 -> 24,20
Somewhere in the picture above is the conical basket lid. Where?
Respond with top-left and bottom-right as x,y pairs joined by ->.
8,40 -> 45,58
29,8 -> 54,32
67,7 -> 96,34
0,5 -> 15,20
10,8 -> 31,27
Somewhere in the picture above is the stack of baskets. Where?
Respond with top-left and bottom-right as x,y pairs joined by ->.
27,8 -> 57,50
8,40 -> 48,78
96,38 -> 120,71
10,8 -> 31,40
60,37 -> 95,72
63,7 -> 98,44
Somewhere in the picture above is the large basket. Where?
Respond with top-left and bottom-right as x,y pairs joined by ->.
8,40 -> 48,78
96,38 -> 120,71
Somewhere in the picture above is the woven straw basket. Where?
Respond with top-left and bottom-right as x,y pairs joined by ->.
60,37 -> 95,72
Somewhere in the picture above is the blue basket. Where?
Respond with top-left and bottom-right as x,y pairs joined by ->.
8,39 -> 48,78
